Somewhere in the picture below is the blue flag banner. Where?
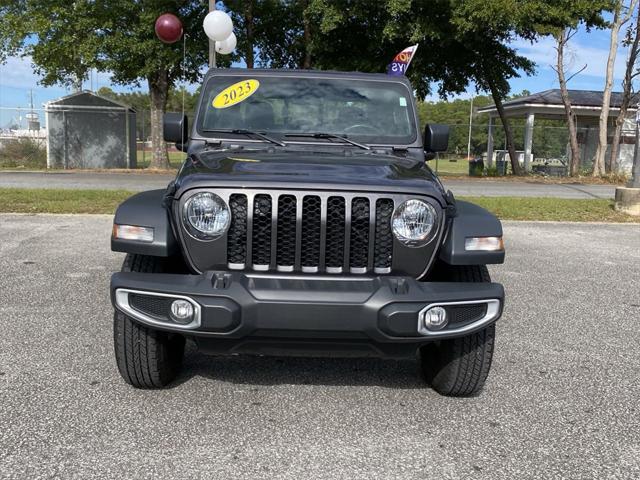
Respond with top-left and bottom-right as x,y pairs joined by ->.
387,44 -> 419,76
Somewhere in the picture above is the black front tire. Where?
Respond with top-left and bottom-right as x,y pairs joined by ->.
419,264 -> 496,396
113,254 -> 186,388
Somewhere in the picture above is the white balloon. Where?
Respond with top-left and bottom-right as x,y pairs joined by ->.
215,32 -> 237,55
203,11 -> 233,41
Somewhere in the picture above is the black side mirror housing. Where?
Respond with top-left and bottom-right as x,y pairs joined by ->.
424,124 -> 449,158
163,112 -> 189,145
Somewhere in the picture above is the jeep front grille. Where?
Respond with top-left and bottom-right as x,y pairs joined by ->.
226,192 -> 394,274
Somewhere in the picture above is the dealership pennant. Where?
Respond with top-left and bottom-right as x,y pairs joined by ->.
387,44 -> 419,76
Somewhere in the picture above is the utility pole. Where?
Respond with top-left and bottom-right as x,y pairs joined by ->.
209,0 -> 217,68
467,96 -> 474,160
631,104 -> 640,188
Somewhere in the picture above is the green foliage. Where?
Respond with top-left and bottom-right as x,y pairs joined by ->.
415,91 -> 570,159
0,1 -> 220,168
223,0 -> 296,68
0,1 -> 102,88
95,1 -> 215,89
97,86 -> 200,139
0,138 -> 47,168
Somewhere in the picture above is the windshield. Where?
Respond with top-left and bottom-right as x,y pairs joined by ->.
197,75 -> 417,145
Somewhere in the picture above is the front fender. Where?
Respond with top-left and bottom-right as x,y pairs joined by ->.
111,189 -> 178,257
439,200 -> 505,265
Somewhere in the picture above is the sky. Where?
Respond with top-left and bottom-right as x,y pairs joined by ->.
0,21 -> 632,128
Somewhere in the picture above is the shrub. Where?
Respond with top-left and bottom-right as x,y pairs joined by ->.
0,138 -> 47,168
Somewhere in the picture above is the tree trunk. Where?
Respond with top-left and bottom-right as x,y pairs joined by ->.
556,31 -> 581,176
147,69 -> 170,170
245,1 -> 255,68
593,5 -> 624,176
610,3 -> 640,173
302,3 -> 312,69
487,78 -> 523,175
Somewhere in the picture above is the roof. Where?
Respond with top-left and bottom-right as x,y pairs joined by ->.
478,89 -> 639,114
45,91 -> 135,112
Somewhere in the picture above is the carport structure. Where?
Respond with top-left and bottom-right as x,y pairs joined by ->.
477,89 -> 638,174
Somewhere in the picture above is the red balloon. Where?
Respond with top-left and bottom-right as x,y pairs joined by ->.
155,13 -> 183,44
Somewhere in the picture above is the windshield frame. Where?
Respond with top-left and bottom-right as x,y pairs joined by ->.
193,70 -> 421,149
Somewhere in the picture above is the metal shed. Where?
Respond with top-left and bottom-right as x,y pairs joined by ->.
478,89 -> 638,174
45,91 -> 136,169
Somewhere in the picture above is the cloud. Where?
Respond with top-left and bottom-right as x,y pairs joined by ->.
512,34 -> 628,83
0,55 -> 44,90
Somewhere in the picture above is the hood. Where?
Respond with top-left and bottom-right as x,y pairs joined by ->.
176,147 -> 446,200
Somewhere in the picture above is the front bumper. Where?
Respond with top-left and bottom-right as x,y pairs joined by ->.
110,272 -> 504,358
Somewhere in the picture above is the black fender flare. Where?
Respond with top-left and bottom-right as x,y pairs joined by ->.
439,200 -> 505,265
111,189 -> 178,257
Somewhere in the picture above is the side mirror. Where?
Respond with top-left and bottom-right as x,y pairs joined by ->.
424,124 -> 449,155
163,112 -> 189,145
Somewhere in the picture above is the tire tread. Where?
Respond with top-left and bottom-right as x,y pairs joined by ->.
113,254 -> 184,389
420,264 -> 496,397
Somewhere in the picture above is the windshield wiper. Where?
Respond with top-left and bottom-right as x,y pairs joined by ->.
284,132 -> 370,150
202,128 -> 286,147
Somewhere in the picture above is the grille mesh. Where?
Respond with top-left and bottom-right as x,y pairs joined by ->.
349,198 -> 370,269
252,194 -> 272,265
374,199 -> 394,269
446,304 -> 488,324
129,294 -> 173,320
276,195 -> 297,266
227,194 -> 248,264
325,197 -> 346,268
301,196 -> 321,267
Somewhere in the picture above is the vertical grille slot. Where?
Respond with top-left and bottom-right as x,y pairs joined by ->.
374,199 -> 394,272
252,194 -> 272,267
227,194 -> 248,266
349,197 -> 370,271
276,195 -> 297,268
301,196 -> 321,269
325,196 -> 346,271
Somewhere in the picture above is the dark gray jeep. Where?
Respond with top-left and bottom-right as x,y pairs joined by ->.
110,68 -> 505,396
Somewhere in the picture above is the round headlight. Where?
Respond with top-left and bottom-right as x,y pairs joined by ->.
183,192 -> 230,240
392,199 -> 437,247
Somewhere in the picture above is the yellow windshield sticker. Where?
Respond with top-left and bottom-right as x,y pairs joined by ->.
212,79 -> 260,109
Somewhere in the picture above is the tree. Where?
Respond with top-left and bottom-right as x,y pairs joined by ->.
610,3 -> 640,173
0,1 -> 220,170
290,0 -> 611,175
593,0 -> 638,176
553,29 -> 585,176
223,0 -> 290,69
98,86 -> 200,141
449,0 -> 612,175
96,1 -> 216,169
0,1 -> 103,91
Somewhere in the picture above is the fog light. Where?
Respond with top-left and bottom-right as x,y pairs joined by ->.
423,306 -> 448,330
170,300 -> 194,324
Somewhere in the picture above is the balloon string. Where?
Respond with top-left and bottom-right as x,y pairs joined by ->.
181,33 -> 187,150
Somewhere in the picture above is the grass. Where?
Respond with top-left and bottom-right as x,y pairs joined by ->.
0,188 -> 133,214
432,156 -> 471,176
460,196 -> 639,223
0,188 -> 638,223
135,150 -> 185,169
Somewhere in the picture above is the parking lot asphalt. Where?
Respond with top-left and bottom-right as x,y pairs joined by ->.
0,170 -> 617,199
0,214 -> 639,479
